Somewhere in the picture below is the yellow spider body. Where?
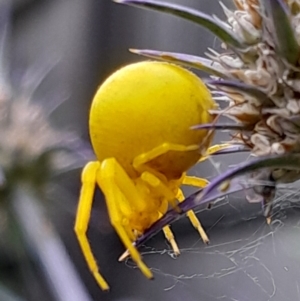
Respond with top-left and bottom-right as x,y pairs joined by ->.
90,61 -> 214,179
75,61 -> 221,291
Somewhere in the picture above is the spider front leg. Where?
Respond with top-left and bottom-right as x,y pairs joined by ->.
98,158 -> 153,280
75,159 -> 153,291
74,161 -> 109,291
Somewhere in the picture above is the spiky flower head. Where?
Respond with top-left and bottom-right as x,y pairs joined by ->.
0,83 -> 83,191
0,58 -> 88,196
114,0 -> 300,235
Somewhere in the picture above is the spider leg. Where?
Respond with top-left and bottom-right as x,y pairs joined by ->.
98,158 -> 153,280
179,176 -> 210,244
133,142 -> 199,171
133,143 -> 202,256
198,143 -> 232,163
133,142 -> 199,211
141,171 -> 180,255
161,223 -> 180,255
118,221 -> 180,259
140,170 -> 182,255
74,161 -> 109,291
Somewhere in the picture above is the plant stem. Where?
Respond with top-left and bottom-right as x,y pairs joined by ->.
11,183 -> 93,301
0,282 -> 28,301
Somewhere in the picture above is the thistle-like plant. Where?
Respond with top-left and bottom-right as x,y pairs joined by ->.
114,0 -> 300,245
0,55 -> 93,301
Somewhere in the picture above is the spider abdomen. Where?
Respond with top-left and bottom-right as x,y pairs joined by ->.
89,61 -> 216,179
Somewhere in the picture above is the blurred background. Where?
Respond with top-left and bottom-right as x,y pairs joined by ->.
2,1 -> 300,301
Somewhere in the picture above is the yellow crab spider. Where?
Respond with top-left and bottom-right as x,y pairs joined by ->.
74,61 -> 224,291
